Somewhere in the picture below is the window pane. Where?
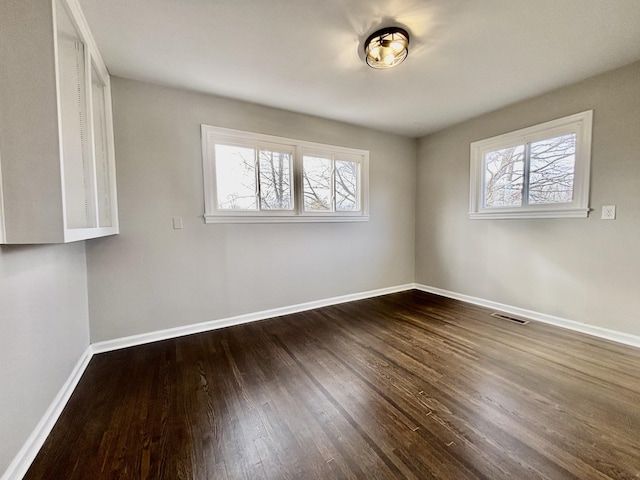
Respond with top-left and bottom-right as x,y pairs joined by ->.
303,156 -> 332,211
215,144 -> 257,210
528,133 -> 576,205
259,150 -> 293,210
484,145 -> 525,208
335,160 -> 359,211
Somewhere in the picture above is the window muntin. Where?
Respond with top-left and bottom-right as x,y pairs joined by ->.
470,111 -> 592,219
259,149 -> 293,211
202,125 -> 369,223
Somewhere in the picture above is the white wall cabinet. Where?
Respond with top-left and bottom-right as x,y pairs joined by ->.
0,0 -> 118,244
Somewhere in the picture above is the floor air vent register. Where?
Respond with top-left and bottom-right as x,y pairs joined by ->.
490,312 -> 530,325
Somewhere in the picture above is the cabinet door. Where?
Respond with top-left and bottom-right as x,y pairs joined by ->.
56,0 -> 97,229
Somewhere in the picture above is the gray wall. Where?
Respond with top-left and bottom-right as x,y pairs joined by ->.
416,61 -> 640,336
86,77 -> 417,342
0,243 -> 89,475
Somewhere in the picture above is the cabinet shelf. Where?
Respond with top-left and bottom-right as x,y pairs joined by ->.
0,0 -> 119,244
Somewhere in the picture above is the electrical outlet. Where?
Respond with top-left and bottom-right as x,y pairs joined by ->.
601,205 -> 616,220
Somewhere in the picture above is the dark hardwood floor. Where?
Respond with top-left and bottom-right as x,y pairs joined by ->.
25,290 -> 640,479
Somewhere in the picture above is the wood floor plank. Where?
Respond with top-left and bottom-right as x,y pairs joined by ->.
308,307 -> 580,479
24,290 -> 640,479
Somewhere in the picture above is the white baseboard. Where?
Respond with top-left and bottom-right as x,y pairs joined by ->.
415,283 -> 640,349
2,284 -> 414,480
91,284 -> 415,354
6,282 -> 638,480
1,346 -> 93,480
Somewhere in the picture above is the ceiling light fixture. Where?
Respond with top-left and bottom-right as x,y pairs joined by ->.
364,27 -> 410,69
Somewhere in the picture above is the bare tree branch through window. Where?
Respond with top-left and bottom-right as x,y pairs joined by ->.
202,125 -> 369,222
483,133 -> 577,208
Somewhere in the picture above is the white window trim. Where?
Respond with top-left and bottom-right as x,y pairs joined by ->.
201,125 -> 369,223
469,110 -> 593,220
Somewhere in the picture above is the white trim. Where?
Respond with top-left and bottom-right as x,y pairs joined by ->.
204,214 -> 370,224
468,208 -> 589,220
51,0 -> 68,234
201,126 -> 368,158
63,226 -> 119,242
414,284 -> 640,349
93,281 -> 639,355
92,284 -> 414,353
469,110 -> 593,220
53,0 -> 119,243
0,151 -> 5,243
1,346 -> 93,480
4,282 -> 640,479
61,0 -> 109,78
2,284 -> 414,480
201,125 -> 370,223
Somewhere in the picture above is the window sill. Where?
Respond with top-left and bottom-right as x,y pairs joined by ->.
204,214 -> 370,224
469,208 -> 590,220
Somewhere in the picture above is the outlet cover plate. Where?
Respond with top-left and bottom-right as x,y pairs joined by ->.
601,205 -> 616,220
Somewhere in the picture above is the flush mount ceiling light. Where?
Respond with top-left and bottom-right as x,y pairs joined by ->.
364,27 -> 410,69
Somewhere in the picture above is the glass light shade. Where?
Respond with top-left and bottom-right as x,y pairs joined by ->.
364,27 -> 409,69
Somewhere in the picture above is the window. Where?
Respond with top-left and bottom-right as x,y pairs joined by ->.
302,152 -> 361,213
213,142 -> 293,211
469,110 -> 593,219
201,125 -> 369,223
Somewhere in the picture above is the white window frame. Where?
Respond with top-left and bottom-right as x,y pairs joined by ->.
201,125 -> 369,223
469,110 -> 593,219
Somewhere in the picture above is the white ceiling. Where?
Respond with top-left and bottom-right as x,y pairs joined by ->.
78,0 -> 640,137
